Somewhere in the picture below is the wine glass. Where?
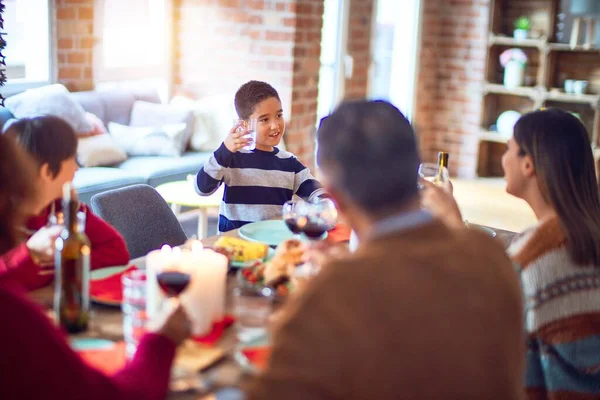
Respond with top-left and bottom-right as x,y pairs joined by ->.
300,199 -> 338,241
417,162 -> 449,189
282,199 -> 307,239
156,248 -> 191,305
297,198 -> 338,275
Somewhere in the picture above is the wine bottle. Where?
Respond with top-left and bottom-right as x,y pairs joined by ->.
437,151 -> 449,170
435,151 -> 449,185
54,183 -> 91,334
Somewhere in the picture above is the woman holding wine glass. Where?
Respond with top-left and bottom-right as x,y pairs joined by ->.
422,109 -> 600,399
0,131 -> 191,400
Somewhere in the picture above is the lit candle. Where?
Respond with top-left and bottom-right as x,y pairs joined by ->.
145,244 -> 228,336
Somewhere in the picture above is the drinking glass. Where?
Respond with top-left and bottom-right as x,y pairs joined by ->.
300,198 -> 338,241
155,250 -> 191,305
232,286 -> 274,343
122,270 -> 148,359
232,118 -> 257,151
418,162 -> 449,188
282,199 -> 307,239
297,198 -> 338,275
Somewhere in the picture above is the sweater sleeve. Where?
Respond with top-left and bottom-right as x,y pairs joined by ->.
0,282 -> 176,400
195,143 -> 234,196
292,158 -> 327,201
0,243 -> 52,291
83,206 -> 130,270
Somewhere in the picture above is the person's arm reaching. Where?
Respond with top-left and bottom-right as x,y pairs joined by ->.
293,158 -> 327,202
0,281 -> 188,400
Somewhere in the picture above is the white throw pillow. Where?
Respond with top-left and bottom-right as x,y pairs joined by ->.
5,84 -> 93,134
108,122 -> 188,157
77,134 -> 128,167
170,94 -> 235,152
129,101 -> 194,153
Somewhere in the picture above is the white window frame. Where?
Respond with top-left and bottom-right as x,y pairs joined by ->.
2,0 -> 56,96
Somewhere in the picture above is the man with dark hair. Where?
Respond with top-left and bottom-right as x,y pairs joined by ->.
1,116 -> 129,290
247,101 -> 525,399
195,80 -> 326,232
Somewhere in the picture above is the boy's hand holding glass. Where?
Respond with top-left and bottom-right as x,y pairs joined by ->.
225,119 -> 255,153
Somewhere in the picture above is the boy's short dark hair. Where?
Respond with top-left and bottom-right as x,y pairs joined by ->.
3,115 -> 78,178
317,100 -> 420,213
234,80 -> 281,120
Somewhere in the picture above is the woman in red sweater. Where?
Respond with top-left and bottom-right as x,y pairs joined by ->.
1,116 -> 130,290
0,125 -> 190,399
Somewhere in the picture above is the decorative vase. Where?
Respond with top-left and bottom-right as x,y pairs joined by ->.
514,29 -> 528,40
504,61 -> 525,89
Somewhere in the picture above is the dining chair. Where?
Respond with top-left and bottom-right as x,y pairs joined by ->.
90,184 -> 188,259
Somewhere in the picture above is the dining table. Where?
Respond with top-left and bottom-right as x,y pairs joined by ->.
30,221 -> 517,399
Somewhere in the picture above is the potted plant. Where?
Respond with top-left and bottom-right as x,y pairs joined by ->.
514,16 -> 531,40
500,48 -> 528,89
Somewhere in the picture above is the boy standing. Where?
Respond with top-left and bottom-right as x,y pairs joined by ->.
195,81 -> 325,232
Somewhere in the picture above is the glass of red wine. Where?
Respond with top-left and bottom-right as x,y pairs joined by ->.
297,198 -> 338,275
156,268 -> 191,305
283,199 -> 308,239
300,198 -> 338,241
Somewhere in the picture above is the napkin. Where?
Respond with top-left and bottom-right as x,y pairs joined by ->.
90,265 -> 138,304
327,223 -> 352,243
241,346 -> 272,371
191,315 -> 235,346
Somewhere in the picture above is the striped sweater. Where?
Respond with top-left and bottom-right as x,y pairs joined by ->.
195,144 -> 325,232
507,216 -> 600,399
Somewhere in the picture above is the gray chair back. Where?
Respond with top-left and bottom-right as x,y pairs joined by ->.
90,184 -> 187,259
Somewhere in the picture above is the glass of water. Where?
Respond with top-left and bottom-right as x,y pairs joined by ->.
232,286 -> 274,343
232,118 -> 257,151
122,270 -> 148,359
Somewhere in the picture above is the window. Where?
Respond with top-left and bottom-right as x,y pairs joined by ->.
317,0 -> 350,123
369,0 -> 421,120
94,0 -> 171,98
3,0 -> 52,93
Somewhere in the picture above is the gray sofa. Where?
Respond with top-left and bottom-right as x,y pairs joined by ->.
0,88 -> 212,204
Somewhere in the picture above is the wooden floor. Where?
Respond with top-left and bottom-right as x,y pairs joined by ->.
452,178 -> 537,233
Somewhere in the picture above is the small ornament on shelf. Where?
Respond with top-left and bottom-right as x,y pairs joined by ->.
500,48 -> 528,89
514,16 -> 531,40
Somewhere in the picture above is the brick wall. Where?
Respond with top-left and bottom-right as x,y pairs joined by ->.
414,0 -> 489,178
174,0 -> 325,168
55,0 -> 95,91
344,0 -> 374,99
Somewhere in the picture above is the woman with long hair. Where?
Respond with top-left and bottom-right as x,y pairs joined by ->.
0,133 -> 190,400
423,108 -> 600,398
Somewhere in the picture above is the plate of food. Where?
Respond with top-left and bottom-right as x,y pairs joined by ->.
211,236 -> 275,269
238,238 -> 307,299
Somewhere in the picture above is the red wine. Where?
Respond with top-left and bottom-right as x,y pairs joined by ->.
156,271 -> 191,297
302,222 -> 328,239
284,218 -> 302,234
